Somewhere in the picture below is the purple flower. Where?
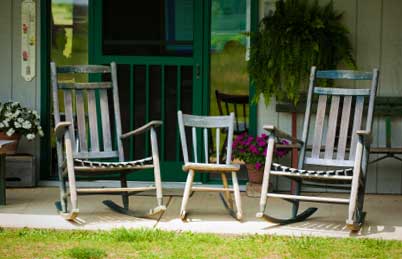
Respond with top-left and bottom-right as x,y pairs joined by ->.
255,162 -> 263,170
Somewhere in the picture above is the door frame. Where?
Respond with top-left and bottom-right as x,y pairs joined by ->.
39,0 -> 258,181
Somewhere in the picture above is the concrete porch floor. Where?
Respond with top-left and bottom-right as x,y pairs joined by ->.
0,187 -> 402,240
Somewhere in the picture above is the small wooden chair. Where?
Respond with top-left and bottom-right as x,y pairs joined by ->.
177,111 -> 242,220
51,62 -> 165,220
257,66 -> 379,231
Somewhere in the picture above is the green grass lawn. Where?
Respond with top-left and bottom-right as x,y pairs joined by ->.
0,228 -> 401,259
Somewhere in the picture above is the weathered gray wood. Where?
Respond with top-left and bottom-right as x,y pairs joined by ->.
191,187 -> 234,192
349,96 -> 365,160
266,193 -> 350,204
111,62 -> 124,161
183,162 -> 240,172
324,96 -> 340,159
178,111 -> 241,219
73,151 -> 119,159
314,87 -> 370,96
270,171 -> 353,181
192,127 -> 198,163
51,62 -> 164,218
312,95 -> 327,159
63,90 -> 76,151
204,128 -> 208,163
57,65 -> 111,74
87,90 -> 100,152
99,89 -> 112,151
75,90 -> 88,152
336,96 -> 352,160
58,82 -> 112,90
304,157 -> 355,167
315,70 -> 373,80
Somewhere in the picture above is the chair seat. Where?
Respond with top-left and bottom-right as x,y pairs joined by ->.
74,157 -> 154,172
183,162 -> 240,172
270,163 -> 353,181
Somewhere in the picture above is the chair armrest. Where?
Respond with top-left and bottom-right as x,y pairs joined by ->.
54,122 -> 72,140
120,120 -> 163,139
263,125 -> 304,145
356,130 -> 372,145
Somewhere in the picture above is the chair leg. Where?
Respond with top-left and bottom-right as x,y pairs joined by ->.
257,136 -> 275,218
231,171 -> 242,220
180,169 -> 195,220
347,153 -> 364,231
120,173 -> 129,209
291,180 -> 301,218
220,172 -> 233,209
150,128 -> 166,215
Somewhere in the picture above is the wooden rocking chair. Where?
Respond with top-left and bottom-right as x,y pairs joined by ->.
50,62 -> 165,220
177,111 -> 243,220
257,66 -> 379,231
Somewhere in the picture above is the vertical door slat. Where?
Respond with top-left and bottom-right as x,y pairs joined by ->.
99,89 -> 112,151
349,96 -> 365,160
63,90 -> 76,151
87,90 -> 99,152
75,90 -> 88,152
175,66 -> 182,161
311,95 -> 327,158
145,65 -> 150,156
336,96 -> 352,160
324,96 -> 340,159
160,65 -> 165,161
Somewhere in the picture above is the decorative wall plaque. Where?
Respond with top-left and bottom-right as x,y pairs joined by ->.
21,0 -> 36,82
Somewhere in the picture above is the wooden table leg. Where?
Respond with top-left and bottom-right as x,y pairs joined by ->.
0,154 -> 6,205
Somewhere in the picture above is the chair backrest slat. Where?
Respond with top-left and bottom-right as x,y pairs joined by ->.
87,90 -> 100,152
336,96 -> 352,160
63,90 -> 76,151
99,89 -> 112,151
51,62 -> 122,161
75,90 -> 88,152
216,128 -> 220,164
301,66 -> 379,169
324,95 -> 340,159
192,127 -> 198,163
349,96 -> 365,160
204,128 -> 208,163
178,111 -> 234,165
311,95 -> 327,158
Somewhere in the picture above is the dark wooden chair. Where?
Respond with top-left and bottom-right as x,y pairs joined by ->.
50,62 -> 165,220
215,90 -> 249,135
177,111 -> 242,220
257,66 -> 380,231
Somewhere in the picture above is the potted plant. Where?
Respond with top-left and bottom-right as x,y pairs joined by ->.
232,132 -> 289,184
248,0 -> 356,105
0,101 -> 44,154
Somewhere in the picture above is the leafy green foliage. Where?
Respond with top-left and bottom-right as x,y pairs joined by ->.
248,0 -> 356,105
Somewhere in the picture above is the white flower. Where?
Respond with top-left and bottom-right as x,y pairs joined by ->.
22,121 -> 32,129
13,110 -> 20,118
3,120 -> 9,127
26,133 -> 35,140
38,129 -> 44,137
11,102 -> 19,107
4,112 -> 12,118
6,128 -> 15,136
0,122 -> 3,128
14,122 -> 21,128
17,118 -> 24,123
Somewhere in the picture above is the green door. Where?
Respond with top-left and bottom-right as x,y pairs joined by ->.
89,0 -> 208,182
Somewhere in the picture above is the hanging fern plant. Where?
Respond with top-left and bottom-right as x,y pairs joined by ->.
248,0 -> 356,105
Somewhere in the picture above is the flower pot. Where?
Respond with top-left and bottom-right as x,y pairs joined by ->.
246,164 -> 263,184
0,132 -> 21,154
